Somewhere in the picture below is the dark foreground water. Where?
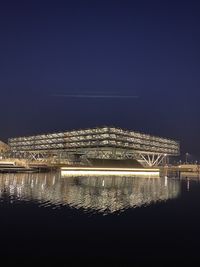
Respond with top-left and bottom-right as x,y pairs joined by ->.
0,172 -> 200,266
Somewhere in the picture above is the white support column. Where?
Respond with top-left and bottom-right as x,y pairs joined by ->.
157,155 -> 166,166
139,153 -> 153,166
137,153 -> 167,167
152,154 -> 162,166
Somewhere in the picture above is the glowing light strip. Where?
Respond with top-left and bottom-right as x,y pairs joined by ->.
61,167 -> 160,172
61,170 -> 160,177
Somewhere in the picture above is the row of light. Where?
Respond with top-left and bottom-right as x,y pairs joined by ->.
61,167 -> 160,177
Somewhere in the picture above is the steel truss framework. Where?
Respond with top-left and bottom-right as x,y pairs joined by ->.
137,153 -> 167,167
8,127 -> 180,166
5,149 -> 168,167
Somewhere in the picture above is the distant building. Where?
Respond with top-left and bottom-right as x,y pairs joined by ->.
0,140 -> 9,153
8,127 -> 180,167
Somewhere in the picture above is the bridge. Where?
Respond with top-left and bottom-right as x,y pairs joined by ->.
6,127 -> 180,168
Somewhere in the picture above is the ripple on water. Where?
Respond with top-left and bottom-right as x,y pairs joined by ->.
0,173 -> 181,214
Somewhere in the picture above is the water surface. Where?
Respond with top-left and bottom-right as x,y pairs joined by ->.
0,172 -> 200,265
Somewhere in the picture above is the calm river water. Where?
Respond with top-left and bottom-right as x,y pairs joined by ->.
0,172 -> 200,265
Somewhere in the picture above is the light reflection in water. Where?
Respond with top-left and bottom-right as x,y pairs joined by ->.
0,173 -> 180,214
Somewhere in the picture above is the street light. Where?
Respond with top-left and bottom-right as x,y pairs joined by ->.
185,153 -> 189,164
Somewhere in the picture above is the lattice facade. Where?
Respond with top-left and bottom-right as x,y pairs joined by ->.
9,127 -> 179,153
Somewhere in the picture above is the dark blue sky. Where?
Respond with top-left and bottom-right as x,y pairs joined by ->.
0,0 -> 200,158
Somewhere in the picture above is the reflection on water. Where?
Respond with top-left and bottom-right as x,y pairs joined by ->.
0,172 -> 180,214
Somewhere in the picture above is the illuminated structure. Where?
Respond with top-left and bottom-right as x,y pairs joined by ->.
8,127 -> 179,166
61,167 -> 160,177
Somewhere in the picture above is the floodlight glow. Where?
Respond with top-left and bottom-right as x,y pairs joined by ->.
61,167 -> 160,171
61,167 -> 160,177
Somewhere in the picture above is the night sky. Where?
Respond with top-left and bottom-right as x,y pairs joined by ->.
0,0 -> 200,158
